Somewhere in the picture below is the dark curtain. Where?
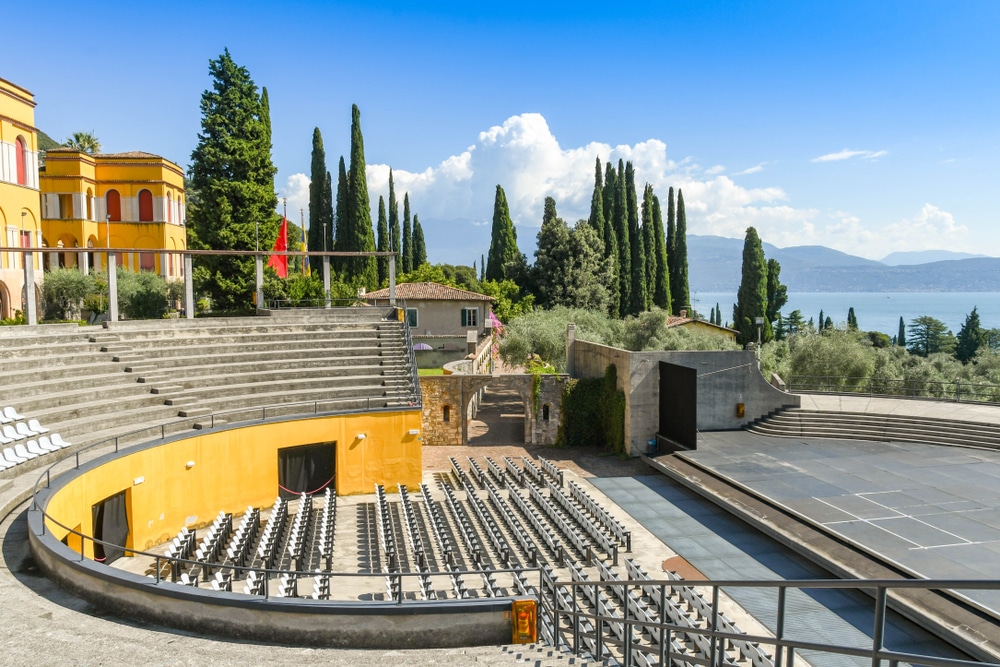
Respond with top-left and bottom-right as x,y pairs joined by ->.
92,491 -> 129,564
659,361 -> 698,450
278,442 -> 335,499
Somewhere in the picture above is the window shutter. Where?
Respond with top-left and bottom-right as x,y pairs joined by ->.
461,309 -> 468,327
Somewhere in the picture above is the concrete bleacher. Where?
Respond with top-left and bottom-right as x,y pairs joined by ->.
0,308 -> 417,477
746,406 -> 1000,450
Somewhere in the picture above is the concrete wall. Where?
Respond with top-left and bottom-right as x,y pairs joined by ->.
28,519 -> 515,649
571,341 -> 799,455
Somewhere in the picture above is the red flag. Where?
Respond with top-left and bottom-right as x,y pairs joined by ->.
266,217 -> 288,278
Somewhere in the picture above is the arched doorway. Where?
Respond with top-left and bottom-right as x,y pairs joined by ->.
466,378 -> 530,446
0,281 -> 10,320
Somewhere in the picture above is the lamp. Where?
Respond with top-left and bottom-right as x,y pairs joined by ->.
356,433 -> 367,440
408,429 -> 420,436
185,460 -> 196,469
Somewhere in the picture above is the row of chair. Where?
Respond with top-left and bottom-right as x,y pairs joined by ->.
484,456 -> 506,487
503,456 -> 526,487
285,493 -> 313,569
440,483 -> 496,594
314,488 -> 336,568
373,485 -> 398,600
526,478 -> 595,563
397,485 -> 434,600
256,497 -> 288,568
538,456 -> 564,487
504,471 -> 565,564
0,404 -> 72,470
545,478 -> 619,564
483,477 -> 540,567
224,507 -> 261,567
569,479 -> 632,549
164,526 -> 197,562
459,479 -> 503,596
419,483 -> 468,599
195,511 -> 233,564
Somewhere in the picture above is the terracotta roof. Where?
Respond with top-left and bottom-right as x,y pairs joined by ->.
94,151 -> 163,159
364,282 -> 495,302
665,316 -> 738,333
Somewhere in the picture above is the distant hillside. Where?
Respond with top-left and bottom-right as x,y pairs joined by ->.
881,250 -> 989,265
37,129 -> 61,152
688,235 -> 1000,292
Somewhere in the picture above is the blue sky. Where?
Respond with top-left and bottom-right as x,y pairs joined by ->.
8,1 -> 999,265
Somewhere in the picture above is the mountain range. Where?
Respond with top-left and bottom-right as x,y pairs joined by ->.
688,236 -> 1000,292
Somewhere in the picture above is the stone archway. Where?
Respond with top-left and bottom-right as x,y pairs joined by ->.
0,280 -> 10,320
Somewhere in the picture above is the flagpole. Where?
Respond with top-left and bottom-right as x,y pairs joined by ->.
301,208 -> 306,277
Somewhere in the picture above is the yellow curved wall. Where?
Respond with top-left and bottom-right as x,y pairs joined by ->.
43,410 -> 422,556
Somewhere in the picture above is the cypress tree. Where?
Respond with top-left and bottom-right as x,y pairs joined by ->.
715,302 -> 722,326
765,259 -> 788,327
480,254 -> 485,282
824,316 -> 833,330
345,104 -> 377,288
641,183 -> 656,308
733,226 -> 772,346
412,215 -> 427,268
388,169 -> 401,267
603,162 -> 617,250
333,156 -> 348,271
589,157 -> 605,240
402,193 -> 413,273
666,187 -> 677,313
188,49 -> 278,311
626,163 -> 646,315
847,307 -> 858,330
819,309 -> 825,331
260,87 -> 272,154
485,185 -> 520,282
651,194 -> 670,311
308,128 -> 333,253
671,189 -> 690,314
955,306 -> 984,363
897,316 -> 906,347
323,171 -> 333,250
614,160 -> 630,317
376,196 -> 388,285
710,307 -> 716,326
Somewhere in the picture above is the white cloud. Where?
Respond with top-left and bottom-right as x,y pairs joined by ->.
733,164 -> 765,175
811,148 -> 888,163
364,112 -> 820,262
278,172 -> 311,225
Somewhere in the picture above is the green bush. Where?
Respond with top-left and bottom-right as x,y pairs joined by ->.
558,364 -> 626,454
42,268 -> 93,321
117,270 -> 168,319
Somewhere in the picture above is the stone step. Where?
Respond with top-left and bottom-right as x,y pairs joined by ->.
193,417 -> 227,430
88,334 -> 120,343
150,385 -> 183,395
136,374 -> 170,384
100,344 -> 133,353
178,407 -> 211,418
164,396 -> 198,407
113,354 -> 144,363
125,364 -> 158,373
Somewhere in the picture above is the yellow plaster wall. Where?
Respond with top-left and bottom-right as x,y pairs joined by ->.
43,410 -> 422,557
680,320 -> 737,341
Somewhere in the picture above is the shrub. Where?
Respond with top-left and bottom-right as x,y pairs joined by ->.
42,268 -> 93,321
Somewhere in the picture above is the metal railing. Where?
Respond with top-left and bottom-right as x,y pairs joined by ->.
541,571 -> 1000,667
789,375 -> 1000,404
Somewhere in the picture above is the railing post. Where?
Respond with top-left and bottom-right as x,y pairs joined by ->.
775,586 -> 786,667
872,585 -> 887,667
709,586 -> 719,667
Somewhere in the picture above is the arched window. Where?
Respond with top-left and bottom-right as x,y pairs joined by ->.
443,405 -> 451,423
106,190 -> 121,221
15,137 -> 27,186
166,192 -> 172,223
138,189 -> 153,222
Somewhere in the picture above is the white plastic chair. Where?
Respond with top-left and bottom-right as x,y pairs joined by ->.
27,419 -> 49,434
3,448 -> 26,465
26,440 -> 47,457
15,422 -> 38,438
14,443 -> 38,460
2,407 -> 25,421
0,411 -> 10,425
0,431 -> 12,445
50,433 -> 72,448
2,425 -> 25,442
36,437 -> 59,452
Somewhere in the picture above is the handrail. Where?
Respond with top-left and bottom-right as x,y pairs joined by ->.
789,374 -> 1000,404
400,299 -> 423,404
542,572 -> 1000,667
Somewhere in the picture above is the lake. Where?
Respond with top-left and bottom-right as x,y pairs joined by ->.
692,292 -> 1000,337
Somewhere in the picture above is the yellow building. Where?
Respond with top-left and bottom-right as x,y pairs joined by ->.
40,148 -> 187,279
0,77 -> 42,320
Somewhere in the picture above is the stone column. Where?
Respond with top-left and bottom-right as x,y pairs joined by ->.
183,254 -> 194,320
255,254 -> 264,311
389,255 -> 396,306
107,253 -> 119,321
322,256 -> 331,309
23,251 -> 37,325
79,249 -> 89,276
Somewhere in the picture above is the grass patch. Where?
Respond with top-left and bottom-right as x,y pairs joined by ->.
418,368 -> 445,376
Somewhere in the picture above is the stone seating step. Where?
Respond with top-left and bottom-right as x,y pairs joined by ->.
5,375 -> 157,411
125,364 -> 159,374
122,339 -> 394,361
104,328 -> 391,350
100,344 -> 133,353
87,333 -> 120,343
0,340 -> 100,361
0,368 -> 133,403
112,354 -> 144,363
27,392 -> 183,431
165,396 -> 198,407
178,407 -> 212,418
136,374 -> 170,384
0,351 -> 115,373
136,354 -> 389,380
150,385 -> 183,395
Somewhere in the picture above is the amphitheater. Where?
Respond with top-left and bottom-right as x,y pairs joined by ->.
3,306 -> 1000,667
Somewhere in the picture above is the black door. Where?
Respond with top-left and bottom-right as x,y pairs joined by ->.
92,490 -> 129,564
278,442 -> 336,499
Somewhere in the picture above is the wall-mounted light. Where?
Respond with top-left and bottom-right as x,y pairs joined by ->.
356,433 -> 367,440
408,429 -> 420,436
185,460 -> 196,469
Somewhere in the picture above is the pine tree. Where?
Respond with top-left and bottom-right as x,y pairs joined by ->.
847,307 -> 858,330
614,160 -> 631,317
765,259 -> 788,327
412,215 -> 427,268
533,197 -> 572,308
897,316 -> 906,347
651,194 -> 670,311
824,316 -> 833,330
388,169 -> 401,268
344,104 -> 377,288
485,185 -> 521,282
401,193 -> 413,273
601,162 -> 620,318
308,128 -> 333,253
671,189 -> 690,314
733,226 -> 772,346
955,306 -> 985,363
188,49 -> 278,311
626,163 -> 646,315
376,196 -> 388,285
666,187 -> 676,312
333,156 -> 348,270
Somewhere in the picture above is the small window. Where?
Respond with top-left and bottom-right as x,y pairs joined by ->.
542,404 -> 550,421
461,307 -> 478,327
406,308 -> 417,328
443,405 -> 451,423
